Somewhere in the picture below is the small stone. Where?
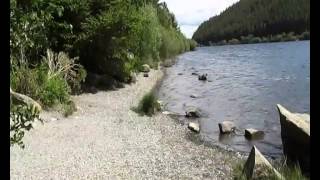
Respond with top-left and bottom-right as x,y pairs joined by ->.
162,111 -> 172,115
218,121 -> 236,134
198,74 -> 208,81
191,72 -> 198,76
188,122 -> 200,133
178,73 -> 183,75
190,94 -> 198,98
142,64 -> 151,72
130,72 -> 137,83
143,73 -> 149,77
244,128 -> 265,140
50,118 -> 58,121
185,106 -> 201,118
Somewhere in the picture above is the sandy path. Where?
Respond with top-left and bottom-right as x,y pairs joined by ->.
10,69 -> 241,179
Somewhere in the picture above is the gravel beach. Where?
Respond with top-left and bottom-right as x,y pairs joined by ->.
10,69 -> 242,179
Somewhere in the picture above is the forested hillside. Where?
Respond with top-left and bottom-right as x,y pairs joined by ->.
192,0 -> 310,45
10,0 -> 196,146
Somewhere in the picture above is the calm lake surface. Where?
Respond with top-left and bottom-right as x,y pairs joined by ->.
158,41 -> 310,158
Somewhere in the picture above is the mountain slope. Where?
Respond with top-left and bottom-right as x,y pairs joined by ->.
192,0 -> 309,45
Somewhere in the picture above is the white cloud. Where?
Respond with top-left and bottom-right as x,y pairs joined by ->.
160,0 -> 240,38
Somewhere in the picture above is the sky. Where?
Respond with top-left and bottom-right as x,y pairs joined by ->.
159,0 -> 240,38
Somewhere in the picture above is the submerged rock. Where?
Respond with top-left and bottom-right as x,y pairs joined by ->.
243,146 -> 283,179
142,64 -> 151,72
188,122 -> 200,133
198,74 -> 208,81
276,104 -> 310,172
244,128 -> 265,140
191,72 -> 198,76
185,106 -> 201,118
177,73 -> 183,75
218,121 -> 235,134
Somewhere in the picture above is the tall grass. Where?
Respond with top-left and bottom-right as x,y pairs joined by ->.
232,158 -> 308,180
133,92 -> 160,116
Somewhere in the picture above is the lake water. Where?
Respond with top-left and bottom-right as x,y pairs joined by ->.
158,41 -> 310,158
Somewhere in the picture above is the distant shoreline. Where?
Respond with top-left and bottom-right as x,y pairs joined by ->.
197,32 -> 310,47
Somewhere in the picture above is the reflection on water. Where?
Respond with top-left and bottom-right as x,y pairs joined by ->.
158,41 -> 310,158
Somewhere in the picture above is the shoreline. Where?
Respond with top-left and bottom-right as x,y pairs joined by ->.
198,39 -> 310,47
11,66 -> 244,179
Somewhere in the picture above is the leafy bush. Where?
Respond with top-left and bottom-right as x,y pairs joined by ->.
10,0 -> 51,65
136,5 -> 162,64
39,75 -> 71,107
189,39 -> 197,51
299,31 -> 310,40
10,103 -> 41,148
10,63 -> 48,100
11,63 -> 72,108
77,3 -> 142,81
42,49 -> 86,93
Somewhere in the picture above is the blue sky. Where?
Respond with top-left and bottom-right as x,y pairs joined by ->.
160,0 -> 240,38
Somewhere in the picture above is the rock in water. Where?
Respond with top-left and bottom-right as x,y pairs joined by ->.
276,104 -> 310,172
155,100 -> 164,110
191,72 -> 198,76
244,128 -> 265,140
243,146 -> 283,179
177,73 -> 183,75
142,64 -> 151,72
162,111 -> 171,115
218,121 -> 236,134
190,94 -> 198,98
143,73 -> 149,77
198,74 -> 207,81
188,122 -> 200,133
185,106 -> 201,118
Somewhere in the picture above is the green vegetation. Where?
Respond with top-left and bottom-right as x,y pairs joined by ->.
10,0 -> 193,99
62,100 -> 77,117
233,159 -> 308,180
10,103 -> 41,148
133,92 -> 160,116
10,0 -> 193,145
193,0 -> 310,45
